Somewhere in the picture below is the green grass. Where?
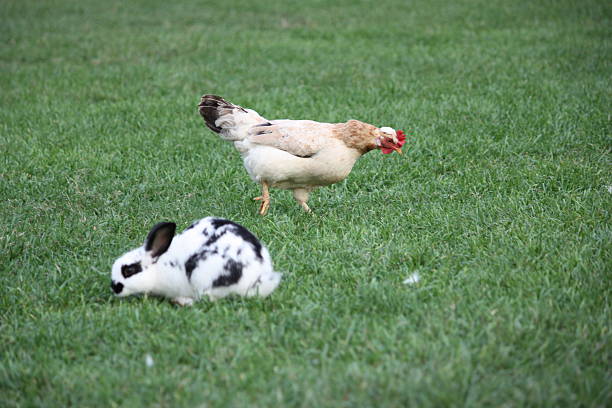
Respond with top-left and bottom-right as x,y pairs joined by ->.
1,0 -> 610,406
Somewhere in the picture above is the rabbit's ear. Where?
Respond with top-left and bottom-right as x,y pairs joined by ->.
145,222 -> 176,259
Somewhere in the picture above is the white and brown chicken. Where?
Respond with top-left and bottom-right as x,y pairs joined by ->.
198,95 -> 406,215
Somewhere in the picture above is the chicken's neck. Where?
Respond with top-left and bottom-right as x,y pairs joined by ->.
333,120 -> 379,154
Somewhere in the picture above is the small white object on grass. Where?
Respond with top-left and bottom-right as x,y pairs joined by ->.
607,185 -> 612,193
145,353 -> 154,368
403,272 -> 420,285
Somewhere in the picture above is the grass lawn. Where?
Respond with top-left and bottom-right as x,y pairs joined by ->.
1,0 -> 610,406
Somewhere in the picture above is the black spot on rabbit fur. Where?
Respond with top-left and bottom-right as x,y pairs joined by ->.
121,262 -> 142,278
209,218 -> 233,229
203,231 -> 224,247
210,219 -> 263,261
184,249 -> 218,280
185,222 -> 197,231
212,259 -> 243,287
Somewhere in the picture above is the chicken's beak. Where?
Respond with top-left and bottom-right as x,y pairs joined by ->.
394,147 -> 403,154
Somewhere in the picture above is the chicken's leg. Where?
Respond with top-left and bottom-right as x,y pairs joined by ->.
253,181 -> 271,215
292,188 -> 312,213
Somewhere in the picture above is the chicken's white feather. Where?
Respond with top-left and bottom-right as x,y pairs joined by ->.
403,272 -> 420,285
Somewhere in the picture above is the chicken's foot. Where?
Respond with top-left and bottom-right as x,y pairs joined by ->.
292,188 -> 312,213
253,181 -> 270,215
299,201 -> 312,213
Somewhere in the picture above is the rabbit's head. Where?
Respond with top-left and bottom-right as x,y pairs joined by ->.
111,222 -> 176,297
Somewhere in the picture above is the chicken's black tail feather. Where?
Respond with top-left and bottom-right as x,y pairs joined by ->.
198,95 -> 246,134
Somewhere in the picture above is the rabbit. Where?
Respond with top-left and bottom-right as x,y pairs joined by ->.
110,217 -> 282,306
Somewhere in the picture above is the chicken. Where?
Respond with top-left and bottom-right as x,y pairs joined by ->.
198,94 -> 406,215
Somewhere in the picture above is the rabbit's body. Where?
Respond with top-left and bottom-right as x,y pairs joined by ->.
111,217 -> 281,306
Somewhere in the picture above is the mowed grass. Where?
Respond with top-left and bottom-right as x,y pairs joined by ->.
1,0 -> 610,406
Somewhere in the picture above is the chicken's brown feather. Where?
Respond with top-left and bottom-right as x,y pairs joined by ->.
333,120 -> 379,154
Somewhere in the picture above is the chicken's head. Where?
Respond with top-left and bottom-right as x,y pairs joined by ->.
376,127 -> 406,155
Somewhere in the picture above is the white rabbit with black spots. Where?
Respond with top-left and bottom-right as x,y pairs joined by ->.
110,217 -> 282,306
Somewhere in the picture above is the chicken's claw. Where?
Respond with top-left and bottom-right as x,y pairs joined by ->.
254,181 -> 271,215
259,199 -> 270,215
253,196 -> 270,214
